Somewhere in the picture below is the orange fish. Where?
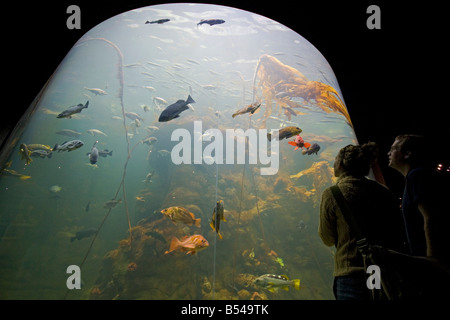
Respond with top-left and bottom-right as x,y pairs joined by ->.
288,135 -> 311,151
161,206 -> 201,227
164,234 -> 209,255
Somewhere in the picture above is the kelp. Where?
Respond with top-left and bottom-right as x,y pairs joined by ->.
252,54 -> 352,128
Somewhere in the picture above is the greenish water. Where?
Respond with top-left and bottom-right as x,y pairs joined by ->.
0,3 -> 356,299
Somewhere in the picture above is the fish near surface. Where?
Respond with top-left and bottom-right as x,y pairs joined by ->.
158,94 -> 195,122
57,101 -> 89,119
210,200 -> 226,239
146,18 -> 170,24
164,234 -> 209,255
253,274 -> 301,293
161,206 -> 201,227
197,19 -> 225,27
267,126 -> 302,141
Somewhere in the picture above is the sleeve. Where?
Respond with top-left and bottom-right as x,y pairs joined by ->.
318,188 -> 338,247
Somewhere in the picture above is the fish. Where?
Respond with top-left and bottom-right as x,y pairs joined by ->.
83,87 -> 107,95
88,141 -> 99,165
275,92 -> 291,99
145,18 -> 170,24
142,137 -> 158,146
30,149 -> 53,158
298,220 -> 307,231
158,95 -> 195,122
27,144 -> 54,158
153,96 -> 168,107
197,19 -> 225,27
288,135 -> 311,151
164,234 -> 209,255
70,228 -> 98,242
27,144 -> 53,152
88,149 -> 112,158
253,274 -> 301,293
124,112 -> 144,122
56,129 -> 82,137
49,185 -> 62,193
157,149 -> 171,157
84,201 -> 91,212
146,231 -> 166,243
1,168 -> 31,180
56,101 -> 89,119
19,143 -> 32,165
232,102 -> 261,118
282,106 -> 297,117
210,200 -> 226,239
142,171 -> 154,183
161,206 -> 201,227
142,86 -> 155,92
86,129 -> 107,137
103,199 -> 122,209
53,140 -> 84,152
97,149 -> 113,157
302,143 -> 321,155
202,84 -> 218,90
267,126 -> 302,141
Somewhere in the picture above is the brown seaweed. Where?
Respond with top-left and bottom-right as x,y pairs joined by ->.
252,54 -> 352,128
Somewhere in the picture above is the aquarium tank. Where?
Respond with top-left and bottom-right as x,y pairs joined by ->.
0,3 -> 358,299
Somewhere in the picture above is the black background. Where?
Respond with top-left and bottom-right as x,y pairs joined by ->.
3,0 -> 448,197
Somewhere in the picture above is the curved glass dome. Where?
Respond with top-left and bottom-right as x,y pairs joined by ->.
0,3 -> 357,299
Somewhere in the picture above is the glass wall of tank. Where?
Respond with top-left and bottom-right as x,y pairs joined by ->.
0,3 -> 357,299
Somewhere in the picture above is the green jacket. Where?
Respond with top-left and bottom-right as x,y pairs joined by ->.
319,174 -> 405,277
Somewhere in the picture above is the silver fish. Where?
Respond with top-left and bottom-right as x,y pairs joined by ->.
88,141 -> 99,164
56,129 -> 82,137
83,87 -> 107,95
142,171 -> 154,183
124,112 -> 144,122
86,129 -> 107,137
